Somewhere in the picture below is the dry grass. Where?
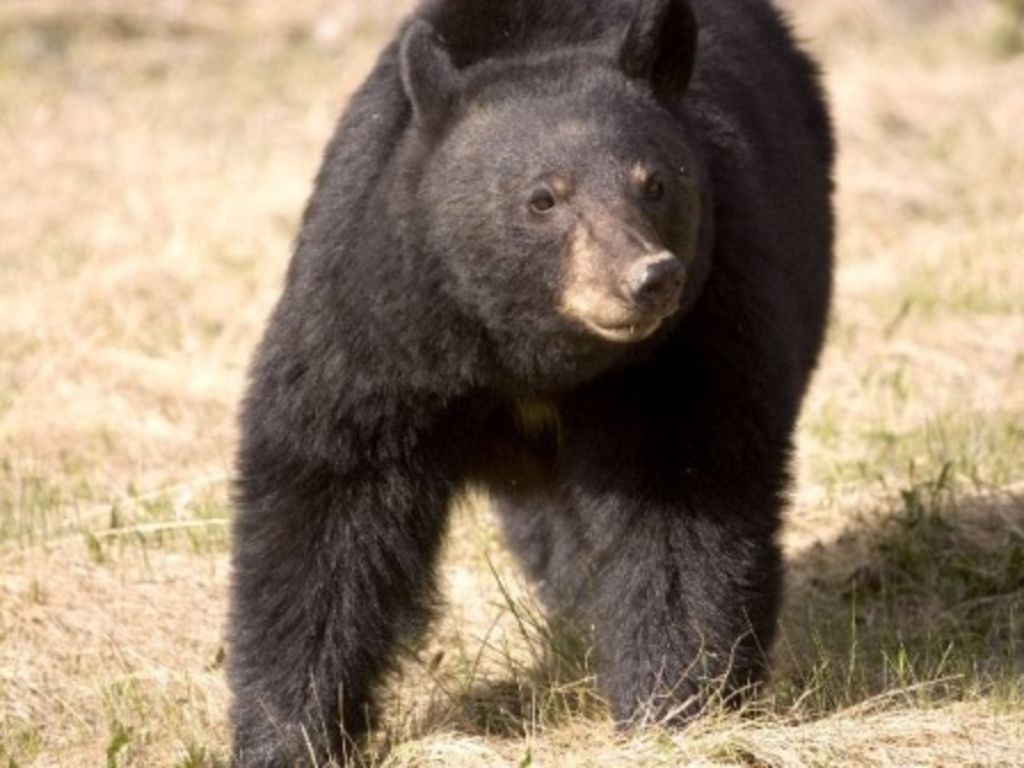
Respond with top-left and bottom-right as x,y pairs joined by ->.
1,0 -> 1022,765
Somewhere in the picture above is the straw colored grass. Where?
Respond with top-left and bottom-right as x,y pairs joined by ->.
1,1 -> 1021,765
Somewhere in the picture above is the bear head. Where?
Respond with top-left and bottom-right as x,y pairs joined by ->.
399,0 -> 710,391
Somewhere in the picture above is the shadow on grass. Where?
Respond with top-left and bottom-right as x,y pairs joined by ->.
779,478 -> 1023,711
398,591 -> 608,744
396,475 -> 1023,750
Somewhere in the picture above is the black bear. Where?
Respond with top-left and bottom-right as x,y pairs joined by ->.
229,0 -> 833,763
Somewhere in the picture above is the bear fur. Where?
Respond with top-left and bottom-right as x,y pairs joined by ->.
228,0 -> 834,763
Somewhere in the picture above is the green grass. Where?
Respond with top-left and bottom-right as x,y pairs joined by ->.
781,471 -> 1022,713
0,466 -> 69,547
812,409 -> 1024,492
991,0 -> 1024,57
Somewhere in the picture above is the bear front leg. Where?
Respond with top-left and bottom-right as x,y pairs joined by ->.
583,485 -> 782,725
558,406 -> 787,726
228,456 -> 452,766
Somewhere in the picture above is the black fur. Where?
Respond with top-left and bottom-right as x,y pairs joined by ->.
228,0 -> 834,764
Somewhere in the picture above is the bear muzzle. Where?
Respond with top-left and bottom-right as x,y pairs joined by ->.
560,239 -> 687,344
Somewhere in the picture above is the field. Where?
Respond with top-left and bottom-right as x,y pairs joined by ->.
1,0 -> 1022,765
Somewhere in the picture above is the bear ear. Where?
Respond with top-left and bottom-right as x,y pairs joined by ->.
400,20 -> 462,133
617,0 -> 698,102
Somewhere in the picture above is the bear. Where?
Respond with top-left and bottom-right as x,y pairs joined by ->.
228,0 -> 834,764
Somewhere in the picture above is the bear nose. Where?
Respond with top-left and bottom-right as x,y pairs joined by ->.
626,252 -> 685,308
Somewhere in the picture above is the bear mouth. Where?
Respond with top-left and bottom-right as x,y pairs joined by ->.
583,311 -> 673,343
562,285 -> 683,344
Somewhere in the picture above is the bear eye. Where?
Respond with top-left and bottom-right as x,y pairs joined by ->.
643,177 -> 665,201
528,188 -> 557,215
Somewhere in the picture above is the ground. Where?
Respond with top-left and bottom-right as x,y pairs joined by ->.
1,0 -> 1022,765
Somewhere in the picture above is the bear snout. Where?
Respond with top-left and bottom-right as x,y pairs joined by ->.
559,223 -> 690,343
